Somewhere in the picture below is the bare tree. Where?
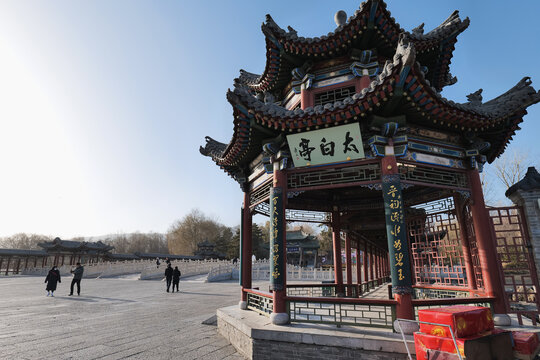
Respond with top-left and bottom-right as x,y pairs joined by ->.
480,167 -> 497,206
166,209 -> 222,255
0,233 -> 52,249
492,149 -> 534,188
102,232 -> 168,254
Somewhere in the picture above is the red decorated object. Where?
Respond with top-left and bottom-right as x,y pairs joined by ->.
418,305 -> 493,338
512,331 -> 540,355
414,332 -> 468,359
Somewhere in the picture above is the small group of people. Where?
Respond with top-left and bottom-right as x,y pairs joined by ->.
44,262 -> 84,297
156,257 -> 171,269
164,263 -> 181,292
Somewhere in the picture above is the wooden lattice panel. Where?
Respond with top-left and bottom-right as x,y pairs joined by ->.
489,206 -> 540,316
408,197 -> 468,287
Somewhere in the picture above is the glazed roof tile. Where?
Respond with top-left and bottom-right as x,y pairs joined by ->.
38,238 -> 114,252
505,167 -> 540,197
0,249 -> 49,257
201,36 -> 540,176
239,0 -> 469,93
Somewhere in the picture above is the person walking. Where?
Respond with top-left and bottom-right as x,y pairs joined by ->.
172,266 -> 181,292
69,262 -> 84,296
44,266 -> 61,297
164,263 -> 173,292
156,257 -> 160,268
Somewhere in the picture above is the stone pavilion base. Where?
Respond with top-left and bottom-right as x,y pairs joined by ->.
217,306 -> 414,360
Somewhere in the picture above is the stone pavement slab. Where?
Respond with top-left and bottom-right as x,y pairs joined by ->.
0,275 -> 259,359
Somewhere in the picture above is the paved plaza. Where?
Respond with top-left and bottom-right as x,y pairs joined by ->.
0,275 -> 261,359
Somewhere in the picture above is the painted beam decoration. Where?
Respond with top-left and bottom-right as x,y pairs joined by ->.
287,123 -> 365,167
269,187 -> 285,291
382,174 -> 412,294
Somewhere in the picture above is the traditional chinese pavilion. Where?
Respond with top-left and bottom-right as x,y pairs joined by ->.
285,230 -> 319,267
200,1 -> 540,327
38,237 -> 114,266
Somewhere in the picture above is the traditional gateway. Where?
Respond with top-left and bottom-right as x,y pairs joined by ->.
200,0 -> 540,327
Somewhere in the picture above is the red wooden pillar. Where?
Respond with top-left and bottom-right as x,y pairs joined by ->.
5,257 -> 10,275
61,255 -> 65,266
354,75 -> 372,93
0,258 -> 3,274
376,248 -> 381,281
270,164 -> 288,324
369,245 -> 374,284
24,257 -> 29,270
356,241 -> 362,287
300,84 -> 314,110
363,241 -> 369,283
332,211 -> 344,296
345,233 -> 352,296
15,258 -> 21,274
33,257 -> 38,267
468,169 -> 506,313
453,194 -> 477,290
380,250 -> 384,278
386,252 -> 390,276
241,191 -> 253,304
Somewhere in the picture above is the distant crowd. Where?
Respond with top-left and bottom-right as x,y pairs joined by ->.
44,257 -> 183,296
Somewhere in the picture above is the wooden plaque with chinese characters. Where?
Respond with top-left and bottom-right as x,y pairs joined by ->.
287,123 -> 365,167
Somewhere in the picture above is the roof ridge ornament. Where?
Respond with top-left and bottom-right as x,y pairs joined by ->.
412,23 -> 424,35
334,10 -> 347,27
466,89 -> 483,106
394,33 -> 416,68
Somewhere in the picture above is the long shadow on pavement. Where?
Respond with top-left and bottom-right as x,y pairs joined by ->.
168,291 -> 229,297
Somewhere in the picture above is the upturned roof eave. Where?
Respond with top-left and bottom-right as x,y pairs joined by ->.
203,38 -> 540,178
237,0 -> 469,93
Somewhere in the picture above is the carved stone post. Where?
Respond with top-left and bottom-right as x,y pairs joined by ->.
506,167 -> 540,293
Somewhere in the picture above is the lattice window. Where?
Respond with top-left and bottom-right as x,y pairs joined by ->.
254,202 -> 330,223
288,164 -> 380,190
414,288 -> 471,299
314,86 -> 356,107
249,180 -> 271,206
288,300 -> 395,329
463,201 -> 484,289
398,162 -> 468,189
408,197 -> 468,287
490,206 -> 539,313
246,292 -> 273,316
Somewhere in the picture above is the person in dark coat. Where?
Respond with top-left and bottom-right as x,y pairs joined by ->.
164,263 -> 173,292
69,262 -> 84,296
172,266 -> 181,292
44,266 -> 61,297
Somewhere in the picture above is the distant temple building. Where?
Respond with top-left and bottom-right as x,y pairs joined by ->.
286,230 -> 319,267
0,237 -> 221,275
38,237 -> 114,266
194,240 -> 226,260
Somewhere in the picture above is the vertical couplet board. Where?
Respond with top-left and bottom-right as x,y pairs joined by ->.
270,187 -> 285,291
382,174 -> 413,294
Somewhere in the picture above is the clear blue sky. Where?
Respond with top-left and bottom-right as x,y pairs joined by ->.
0,1 -> 538,238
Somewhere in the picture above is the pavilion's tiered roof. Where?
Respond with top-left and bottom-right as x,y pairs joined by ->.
236,1 -> 469,94
38,238 -> 114,253
200,1 -> 540,183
